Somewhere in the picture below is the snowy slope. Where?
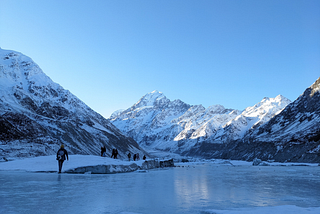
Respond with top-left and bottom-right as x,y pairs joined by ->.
110,90 -> 291,154
0,48 -> 145,158
205,95 -> 292,142
187,77 -> 320,163
110,90 -> 192,150
252,79 -> 320,143
241,77 -> 320,162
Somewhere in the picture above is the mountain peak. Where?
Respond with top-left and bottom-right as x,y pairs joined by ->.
144,90 -> 164,99
275,94 -> 291,102
258,95 -> 291,105
310,77 -> 320,97
151,90 -> 162,94
0,48 -> 56,91
133,90 -> 167,109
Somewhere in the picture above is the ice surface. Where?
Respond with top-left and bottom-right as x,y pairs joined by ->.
0,155 -> 146,172
1,159 -> 320,214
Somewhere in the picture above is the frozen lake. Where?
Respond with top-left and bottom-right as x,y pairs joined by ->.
1,162 -> 320,214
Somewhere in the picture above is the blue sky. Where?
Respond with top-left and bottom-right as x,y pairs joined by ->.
1,0 -> 319,118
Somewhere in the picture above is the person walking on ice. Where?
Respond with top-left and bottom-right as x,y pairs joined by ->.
56,144 -> 69,173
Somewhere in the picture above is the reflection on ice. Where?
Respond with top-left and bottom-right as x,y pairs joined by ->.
172,161 -> 320,212
174,166 -> 209,208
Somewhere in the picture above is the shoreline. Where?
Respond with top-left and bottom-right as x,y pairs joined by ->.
0,155 -> 318,174
0,155 -> 175,174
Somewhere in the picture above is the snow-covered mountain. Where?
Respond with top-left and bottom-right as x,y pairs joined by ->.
111,80 -> 320,163
110,90 -> 192,150
110,90 -> 291,154
188,77 -> 320,163
204,95 -> 292,143
0,48 -> 145,158
242,77 -> 320,162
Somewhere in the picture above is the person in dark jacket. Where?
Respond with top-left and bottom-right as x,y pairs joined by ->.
111,149 -> 115,158
101,146 -> 107,157
114,149 -> 118,159
56,144 -> 69,173
127,153 -> 131,161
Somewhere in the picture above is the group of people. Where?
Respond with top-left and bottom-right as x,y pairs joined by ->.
101,146 -> 119,159
110,148 -> 119,159
56,145 -> 147,173
127,152 -> 146,161
101,147 -> 148,161
101,147 -> 147,161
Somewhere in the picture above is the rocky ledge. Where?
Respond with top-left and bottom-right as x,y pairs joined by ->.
65,159 -> 175,174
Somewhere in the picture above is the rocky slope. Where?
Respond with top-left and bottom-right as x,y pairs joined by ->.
0,48 -> 146,158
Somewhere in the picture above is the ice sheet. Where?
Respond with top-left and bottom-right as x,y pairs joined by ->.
1,161 -> 320,214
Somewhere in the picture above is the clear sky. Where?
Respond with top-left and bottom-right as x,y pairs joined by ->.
1,0 -> 319,118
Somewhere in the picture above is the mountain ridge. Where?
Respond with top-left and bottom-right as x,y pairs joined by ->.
110,79 -> 320,163
110,89 -> 292,156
